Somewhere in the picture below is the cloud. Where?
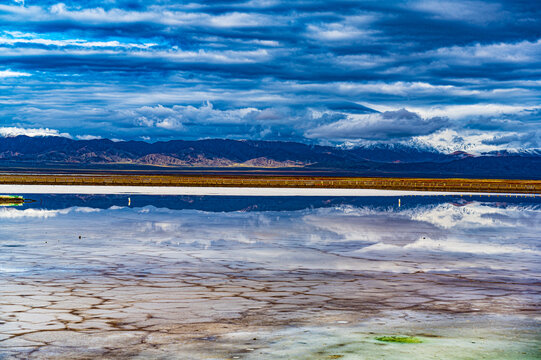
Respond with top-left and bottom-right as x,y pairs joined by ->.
481,131 -> 541,149
406,104 -> 541,120
0,126 -> 70,138
0,4 -> 284,29
75,134 -> 102,140
0,208 -> 60,219
306,109 -> 449,140
410,129 -> 538,153
131,102 -> 259,130
133,102 -> 300,128
306,23 -> 374,43
0,31 -> 273,65
411,0 -> 504,25
0,207 -> 100,219
0,33 -> 157,49
427,39 -> 541,65
0,0 -> 539,149
0,68 -> 30,77
127,102 -> 329,140
0,126 -> 108,142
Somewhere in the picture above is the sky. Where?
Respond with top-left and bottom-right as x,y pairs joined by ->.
0,0 -> 540,153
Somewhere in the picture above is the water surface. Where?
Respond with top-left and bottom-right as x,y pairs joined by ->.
1,194 -> 540,359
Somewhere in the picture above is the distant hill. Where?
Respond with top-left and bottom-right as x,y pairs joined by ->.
0,135 -> 539,179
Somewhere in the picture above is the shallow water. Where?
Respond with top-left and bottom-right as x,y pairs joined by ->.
1,194 -> 540,359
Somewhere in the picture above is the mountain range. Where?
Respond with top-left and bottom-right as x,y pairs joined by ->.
0,136 -> 540,179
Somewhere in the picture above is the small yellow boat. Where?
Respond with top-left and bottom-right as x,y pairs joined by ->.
0,195 -> 25,206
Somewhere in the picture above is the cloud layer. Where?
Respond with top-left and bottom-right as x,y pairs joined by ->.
0,0 -> 540,151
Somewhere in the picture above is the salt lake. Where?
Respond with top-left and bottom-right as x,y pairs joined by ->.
1,192 -> 540,359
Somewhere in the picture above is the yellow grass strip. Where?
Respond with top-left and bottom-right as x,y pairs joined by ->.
0,174 -> 540,194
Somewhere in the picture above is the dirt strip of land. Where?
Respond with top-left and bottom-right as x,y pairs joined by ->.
1,174 -> 540,193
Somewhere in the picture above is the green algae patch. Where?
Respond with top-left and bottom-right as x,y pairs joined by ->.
375,335 -> 423,344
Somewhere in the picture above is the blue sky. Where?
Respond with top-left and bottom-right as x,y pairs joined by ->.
0,0 -> 540,152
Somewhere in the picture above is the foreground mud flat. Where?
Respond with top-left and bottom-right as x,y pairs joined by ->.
1,195 -> 540,359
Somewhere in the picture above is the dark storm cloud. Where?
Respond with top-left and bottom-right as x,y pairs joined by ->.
306,109 -> 450,140
0,0 -> 540,151
482,131 -> 541,149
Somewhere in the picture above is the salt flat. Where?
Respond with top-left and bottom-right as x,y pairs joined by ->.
0,184 -> 535,197
1,194 -> 540,359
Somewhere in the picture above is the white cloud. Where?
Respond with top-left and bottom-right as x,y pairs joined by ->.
0,125 -> 112,142
0,126 -> 71,138
0,208 -> 59,219
283,80 -> 502,101
0,4 -> 284,29
76,134 -> 102,140
209,12 -> 273,27
0,69 -> 31,78
411,0 -> 504,24
409,202 -> 503,229
306,15 -> 376,42
405,236 -> 539,255
306,23 -> 370,41
138,48 -> 272,64
0,207 -> 100,219
411,129 -> 520,153
305,105 -> 541,152
0,34 -> 157,49
427,39 -> 541,65
336,81 -> 481,97
131,102 -> 276,129
407,104 -> 540,119
0,37 -> 273,64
